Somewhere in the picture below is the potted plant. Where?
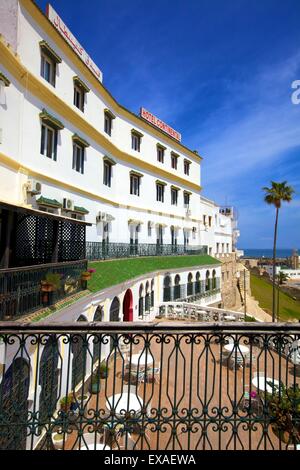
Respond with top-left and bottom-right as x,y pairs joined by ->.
76,393 -> 89,407
59,394 -> 74,413
268,383 -> 300,444
90,374 -> 101,394
99,361 -> 109,379
52,430 -> 64,450
41,272 -> 62,304
81,268 -> 96,281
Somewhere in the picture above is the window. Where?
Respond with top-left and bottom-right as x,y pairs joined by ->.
208,216 -> 212,227
171,153 -> 178,169
227,243 -> 230,253
203,215 -> 207,225
157,146 -> 164,163
184,192 -> 190,207
73,84 -> 84,112
184,160 -> 191,175
156,183 -> 164,202
103,161 -> 112,187
216,243 -> 220,253
131,130 -> 143,151
41,53 -> 56,86
40,42 -> 61,87
130,174 -> 140,196
104,113 -> 112,136
148,222 -> 152,237
40,123 -> 57,160
171,188 -> 178,206
72,142 -> 84,174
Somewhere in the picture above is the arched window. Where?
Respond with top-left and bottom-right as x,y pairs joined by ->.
0,358 -> 30,450
187,272 -> 193,296
72,315 -> 88,389
39,336 -> 59,431
110,297 -> 120,322
93,306 -> 104,361
174,274 -> 181,300
163,275 -> 172,302
205,270 -> 210,291
139,284 -> 144,317
145,281 -> 150,313
195,271 -> 201,294
212,270 -> 217,289
151,279 -> 155,307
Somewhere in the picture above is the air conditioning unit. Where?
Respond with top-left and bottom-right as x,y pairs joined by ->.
63,198 -> 74,211
27,179 -> 42,195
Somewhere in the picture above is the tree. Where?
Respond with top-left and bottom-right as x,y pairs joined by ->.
263,181 -> 294,321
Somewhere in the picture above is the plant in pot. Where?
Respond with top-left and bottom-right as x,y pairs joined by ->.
81,268 -> 96,281
99,361 -> 109,379
52,429 -> 64,450
59,393 -> 74,413
76,392 -> 89,407
268,382 -> 300,445
90,374 -> 101,394
41,272 -> 62,304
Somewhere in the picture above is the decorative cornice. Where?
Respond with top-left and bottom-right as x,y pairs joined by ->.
73,76 -> 90,93
39,40 -> 62,63
39,108 -> 64,130
72,133 -> 90,148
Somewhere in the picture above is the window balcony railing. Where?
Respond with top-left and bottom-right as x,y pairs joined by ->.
0,322 -> 300,450
86,242 -> 208,260
0,260 -> 88,320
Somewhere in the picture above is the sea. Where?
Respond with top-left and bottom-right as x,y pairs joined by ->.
241,248 -> 299,259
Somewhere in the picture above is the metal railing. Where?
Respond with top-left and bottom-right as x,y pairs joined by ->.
158,303 -> 244,321
0,260 -> 88,320
86,242 -> 208,260
0,322 -> 300,450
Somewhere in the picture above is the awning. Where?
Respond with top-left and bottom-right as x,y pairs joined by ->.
103,156 -> 116,166
72,133 -> 90,148
128,219 -> 144,225
40,108 -> 64,130
156,143 -> 167,150
36,196 -> 62,209
131,128 -> 144,138
73,76 -> 90,93
73,206 -> 89,214
155,223 -> 167,228
0,199 -> 91,225
0,72 -> 10,87
155,180 -> 167,186
171,185 -> 181,191
104,108 -> 116,119
130,170 -> 144,178
39,40 -> 62,63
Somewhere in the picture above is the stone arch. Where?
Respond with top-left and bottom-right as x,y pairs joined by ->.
72,314 -> 88,389
187,272 -> 194,296
163,274 -> 172,302
123,289 -> 133,322
205,270 -> 210,291
151,279 -> 155,307
145,281 -> 150,313
195,271 -> 201,294
212,269 -> 217,289
138,284 -> 144,317
110,297 -> 120,322
174,274 -> 181,300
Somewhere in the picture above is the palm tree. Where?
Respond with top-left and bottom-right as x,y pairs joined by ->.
263,181 -> 294,321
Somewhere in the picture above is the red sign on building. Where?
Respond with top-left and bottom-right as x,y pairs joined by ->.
140,108 -> 181,142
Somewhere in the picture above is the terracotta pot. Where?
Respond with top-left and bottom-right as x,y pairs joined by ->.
41,282 -> 55,293
81,274 -> 91,281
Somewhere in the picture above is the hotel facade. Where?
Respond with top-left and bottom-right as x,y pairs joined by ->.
0,0 -> 238,261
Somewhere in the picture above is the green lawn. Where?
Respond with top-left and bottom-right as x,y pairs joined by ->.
250,273 -> 300,321
88,255 -> 219,292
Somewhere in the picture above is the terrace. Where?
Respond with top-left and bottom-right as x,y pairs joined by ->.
1,321 -> 300,451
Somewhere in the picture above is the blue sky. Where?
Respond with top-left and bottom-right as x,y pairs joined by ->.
36,0 -> 300,249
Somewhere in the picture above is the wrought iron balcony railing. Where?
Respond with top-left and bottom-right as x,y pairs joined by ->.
86,242 -> 208,261
0,322 -> 300,450
0,260 -> 88,320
